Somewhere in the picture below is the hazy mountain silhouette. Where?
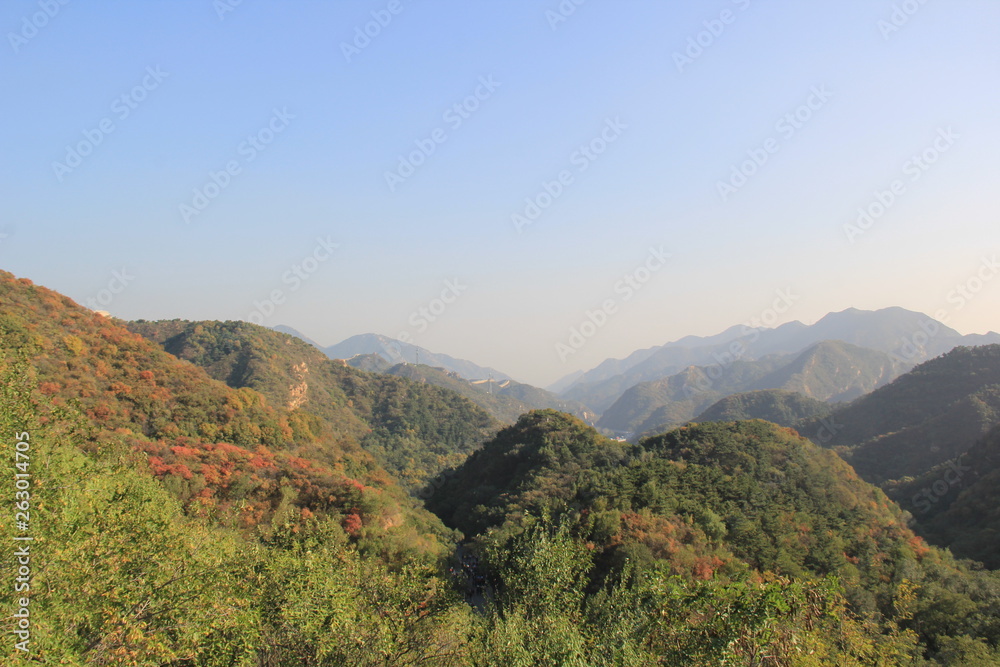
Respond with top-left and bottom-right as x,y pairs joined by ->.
557,307 -> 1000,413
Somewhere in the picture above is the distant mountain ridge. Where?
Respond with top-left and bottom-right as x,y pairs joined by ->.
557,307 -> 1000,412
275,329 -> 590,423
376,362 -> 595,424
598,340 -> 902,435
323,333 -> 514,383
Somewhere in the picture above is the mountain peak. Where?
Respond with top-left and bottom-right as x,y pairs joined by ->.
323,333 -> 514,382
560,306 -> 996,413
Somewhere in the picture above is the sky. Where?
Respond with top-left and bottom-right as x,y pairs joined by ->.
1,0 -> 999,388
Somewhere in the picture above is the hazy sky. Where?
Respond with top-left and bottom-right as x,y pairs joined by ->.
2,1 -> 999,387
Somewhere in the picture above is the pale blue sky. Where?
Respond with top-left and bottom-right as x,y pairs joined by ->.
2,0 -> 999,386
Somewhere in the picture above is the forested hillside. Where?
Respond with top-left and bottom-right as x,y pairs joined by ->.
695,389 -> 834,426
802,345 -> 1000,483
0,275 -> 405,534
430,411 -> 1000,663
127,318 -> 500,490
382,361 -> 595,423
887,423 -> 1000,568
4,270 -> 1000,665
0,272 -> 480,664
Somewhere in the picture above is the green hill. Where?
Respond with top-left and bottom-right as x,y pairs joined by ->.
427,410 -> 631,535
695,389 -> 834,426
0,269 -> 485,663
126,319 -> 500,491
887,423 -> 1000,568
802,345 -> 1000,484
378,361 -> 595,424
0,272 -> 459,552
0,354 -> 482,665
432,413 -> 922,586
429,410 -> 1000,662
494,377 -> 597,422
343,351 -> 392,373
380,362 -> 534,423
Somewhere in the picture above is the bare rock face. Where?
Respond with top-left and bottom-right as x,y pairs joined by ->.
287,361 -> 309,410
